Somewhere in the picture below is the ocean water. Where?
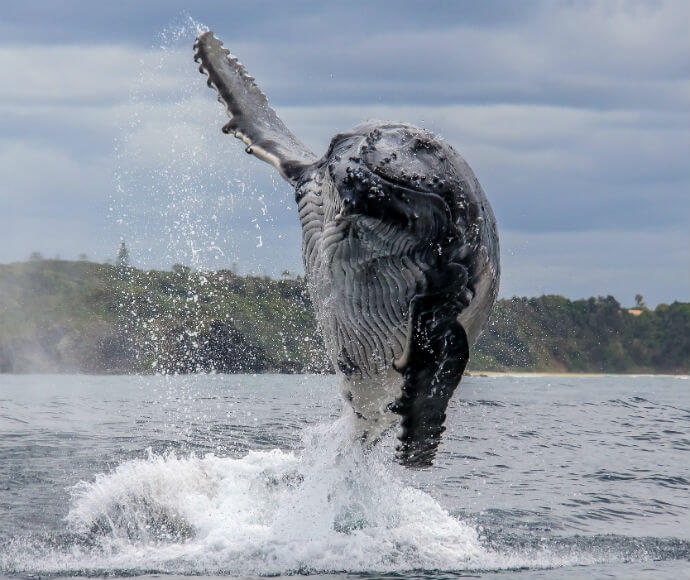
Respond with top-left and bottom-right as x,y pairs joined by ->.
0,373 -> 688,579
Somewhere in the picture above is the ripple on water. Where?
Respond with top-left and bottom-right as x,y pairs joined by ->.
1,374 -> 689,578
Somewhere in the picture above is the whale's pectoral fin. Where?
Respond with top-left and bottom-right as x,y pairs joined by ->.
392,268 -> 470,468
194,31 -> 316,184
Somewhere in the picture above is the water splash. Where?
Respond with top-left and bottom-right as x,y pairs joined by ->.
112,15 -> 294,274
1,421 -> 479,575
108,16 -> 310,374
2,416 -> 685,577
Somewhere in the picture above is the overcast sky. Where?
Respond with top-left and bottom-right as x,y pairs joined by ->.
1,1 -> 688,306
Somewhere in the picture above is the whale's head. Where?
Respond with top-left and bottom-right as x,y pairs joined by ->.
318,122 -> 484,273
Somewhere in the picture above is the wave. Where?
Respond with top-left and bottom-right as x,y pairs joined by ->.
1,418 -> 687,576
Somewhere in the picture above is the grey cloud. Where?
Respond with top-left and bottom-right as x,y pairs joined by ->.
0,1 -> 687,306
5,2 -> 686,111
0,1 -> 538,47
500,228 -> 689,307
0,142 -> 112,215
0,44 -> 192,107
228,1 -> 689,112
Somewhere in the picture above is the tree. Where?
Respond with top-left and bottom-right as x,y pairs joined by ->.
172,263 -> 191,277
28,251 -> 44,261
116,241 -> 129,268
635,294 -> 646,308
78,253 -> 88,261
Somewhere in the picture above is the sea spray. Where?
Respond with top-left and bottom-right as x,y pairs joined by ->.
109,16 -> 308,375
4,413 -> 665,576
112,16 -> 294,274
8,418 -> 484,575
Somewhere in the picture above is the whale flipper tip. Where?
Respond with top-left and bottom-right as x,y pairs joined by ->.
194,31 -> 316,183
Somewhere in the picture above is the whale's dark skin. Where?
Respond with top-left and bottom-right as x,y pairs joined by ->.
194,32 -> 500,467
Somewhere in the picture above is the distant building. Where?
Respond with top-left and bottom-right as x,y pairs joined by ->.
627,309 -> 643,316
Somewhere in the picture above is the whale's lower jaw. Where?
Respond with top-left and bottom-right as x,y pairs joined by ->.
300,192 -> 469,464
320,255 -> 420,378
325,283 -> 469,468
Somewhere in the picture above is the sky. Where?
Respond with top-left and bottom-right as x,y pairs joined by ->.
1,0 -> 688,306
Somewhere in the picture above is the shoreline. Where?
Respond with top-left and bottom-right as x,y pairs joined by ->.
468,371 -> 689,379
0,371 -> 688,379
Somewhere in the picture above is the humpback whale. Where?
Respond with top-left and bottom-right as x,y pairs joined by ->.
194,32 -> 500,467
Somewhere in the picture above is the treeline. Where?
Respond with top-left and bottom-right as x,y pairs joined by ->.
0,259 -> 687,374
472,295 -> 688,373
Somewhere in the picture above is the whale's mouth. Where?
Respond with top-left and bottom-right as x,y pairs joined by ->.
335,170 -> 450,223
359,125 -> 452,194
328,143 -> 455,237
324,123 -> 463,240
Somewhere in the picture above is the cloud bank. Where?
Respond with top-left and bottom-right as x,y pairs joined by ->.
0,1 -> 687,305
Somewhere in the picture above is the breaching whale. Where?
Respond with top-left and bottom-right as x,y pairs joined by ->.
194,32 -> 500,467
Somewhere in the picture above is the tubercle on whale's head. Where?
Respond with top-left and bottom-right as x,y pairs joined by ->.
323,122 -> 471,238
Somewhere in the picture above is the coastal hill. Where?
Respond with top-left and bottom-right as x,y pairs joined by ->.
0,259 -> 687,374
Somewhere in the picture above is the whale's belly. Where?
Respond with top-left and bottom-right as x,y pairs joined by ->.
297,174 -> 430,435
318,242 -> 424,439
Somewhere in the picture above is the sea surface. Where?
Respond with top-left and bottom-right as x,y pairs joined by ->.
0,374 -> 688,579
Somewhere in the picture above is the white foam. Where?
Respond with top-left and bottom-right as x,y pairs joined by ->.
1,418 -> 642,576
61,419 -> 486,574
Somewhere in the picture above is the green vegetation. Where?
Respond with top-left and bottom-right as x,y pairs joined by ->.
472,295 -> 688,373
0,259 -> 687,374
